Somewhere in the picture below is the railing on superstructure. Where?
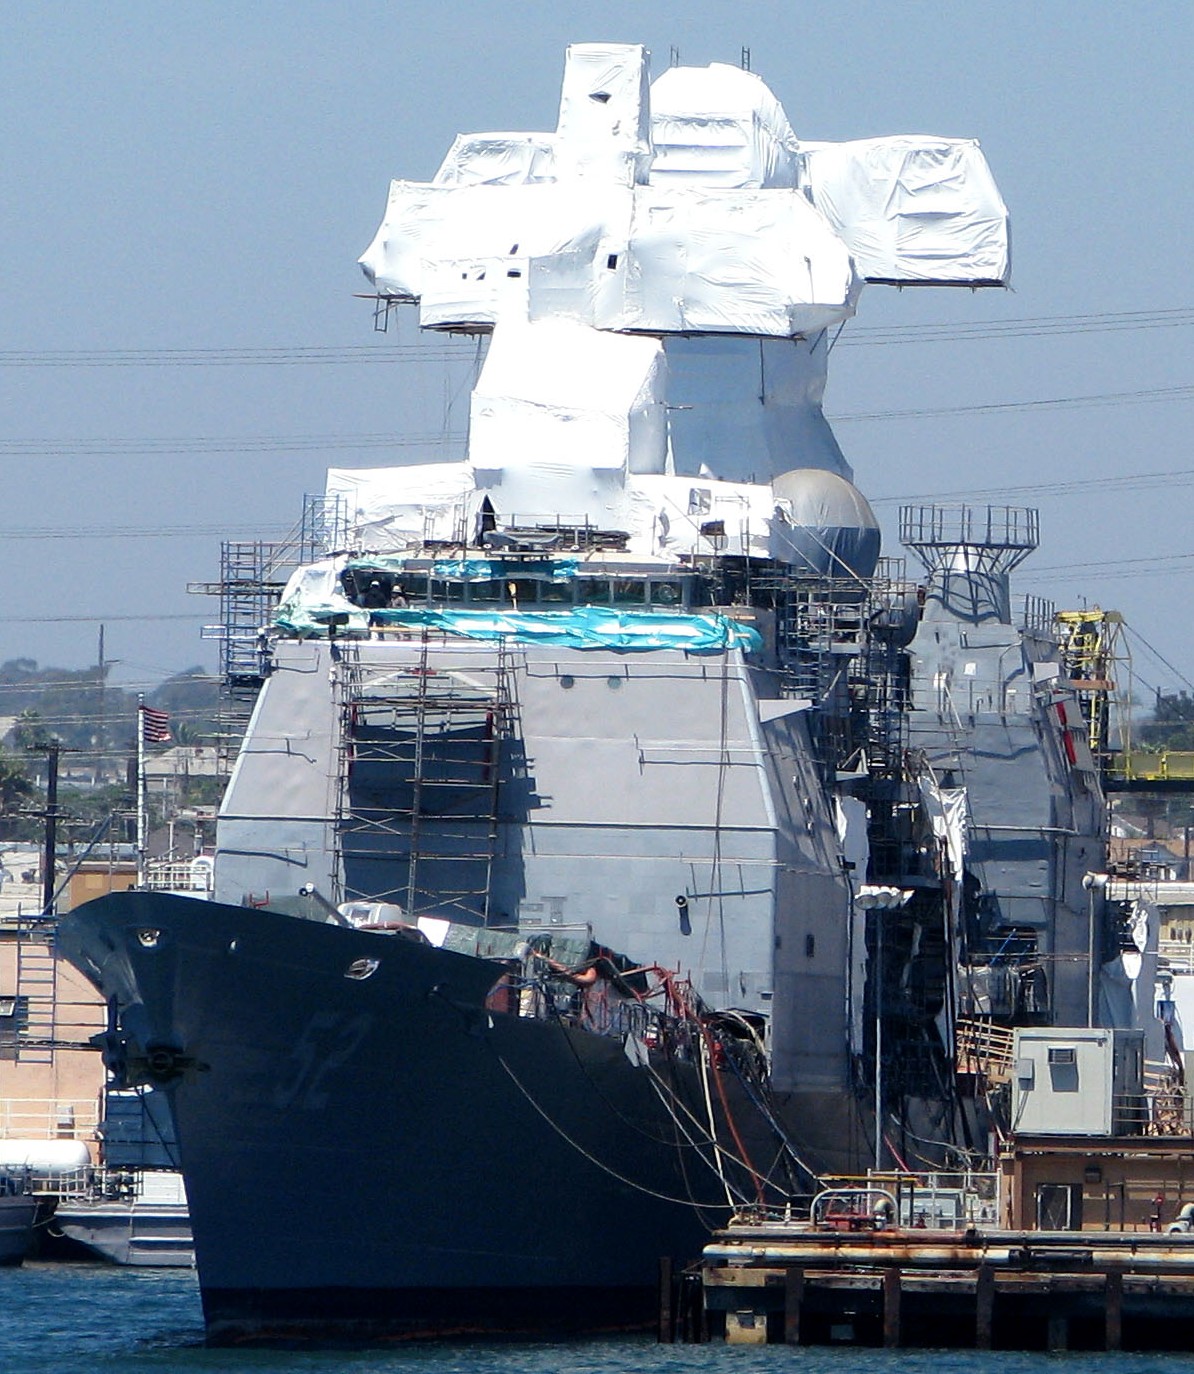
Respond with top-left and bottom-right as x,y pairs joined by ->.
190,492 -> 347,771
1021,594 -> 1056,635
331,633 -> 515,921
900,503 -> 1039,559
141,857 -> 214,896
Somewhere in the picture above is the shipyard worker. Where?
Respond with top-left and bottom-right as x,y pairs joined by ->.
362,577 -> 390,608
536,952 -> 600,988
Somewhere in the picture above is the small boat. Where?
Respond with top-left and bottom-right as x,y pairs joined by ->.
0,1176 -> 37,1267
53,1171 -> 193,1268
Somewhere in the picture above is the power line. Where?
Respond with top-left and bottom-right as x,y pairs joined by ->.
2,523 -> 291,542
869,463 -> 1194,507
833,381 -> 1194,424
838,306 -> 1194,347
1124,624 -> 1194,695
0,613 -> 203,625
4,382 -> 1191,463
2,307 -> 1194,367
0,433 -> 465,457
0,343 -> 483,368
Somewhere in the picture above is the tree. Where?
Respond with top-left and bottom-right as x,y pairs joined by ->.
0,750 -> 37,840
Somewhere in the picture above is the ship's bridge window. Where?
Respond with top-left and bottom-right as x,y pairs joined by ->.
430,579 -> 466,603
508,578 -> 539,607
577,578 -> 611,605
538,580 -> 573,604
612,579 -> 646,605
466,579 -> 504,604
649,580 -> 683,608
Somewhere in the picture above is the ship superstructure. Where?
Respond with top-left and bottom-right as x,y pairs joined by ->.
56,44 -> 1136,1343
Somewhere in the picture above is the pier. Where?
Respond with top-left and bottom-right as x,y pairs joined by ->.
686,1222 -> 1194,1351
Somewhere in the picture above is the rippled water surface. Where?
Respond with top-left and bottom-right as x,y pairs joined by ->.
7,1264 -> 1194,1374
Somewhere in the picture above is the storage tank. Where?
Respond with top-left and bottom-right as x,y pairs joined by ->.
0,1139 -> 92,1177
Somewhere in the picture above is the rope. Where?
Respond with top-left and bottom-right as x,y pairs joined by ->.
490,1047 -> 732,1211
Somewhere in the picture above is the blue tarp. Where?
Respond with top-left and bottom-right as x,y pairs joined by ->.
367,606 -> 762,655
429,558 -> 580,582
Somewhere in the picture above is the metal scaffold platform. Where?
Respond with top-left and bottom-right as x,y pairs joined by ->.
332,635 -> 515,921
190,493 -> 346,769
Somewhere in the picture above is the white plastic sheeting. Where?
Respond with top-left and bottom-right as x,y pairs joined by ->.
626,473 -> 776,560
662,335 -> 851,483
349,43 -> 1010,545
801,137 -> 1010,284
321,458 -> 883,567
917,774 -> 970,883
358,43 -> 862,338
615,185 -> 858,336
469,319 -> 666,525
362,180 -> 857,337
649,62 -> 799,189
433,133 -> 557,188
326,463 -> 475,551
554,42 -> 652,185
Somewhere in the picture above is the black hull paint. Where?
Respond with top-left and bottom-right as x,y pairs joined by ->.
202,1284 -> 660,1344
61,891 -> 769,1343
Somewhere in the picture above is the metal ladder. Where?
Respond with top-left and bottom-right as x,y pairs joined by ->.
15,914 -> 58,1063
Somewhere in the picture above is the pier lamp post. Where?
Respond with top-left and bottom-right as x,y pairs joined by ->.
856,885 -> 914,1171
1082,871 -> 1109,1027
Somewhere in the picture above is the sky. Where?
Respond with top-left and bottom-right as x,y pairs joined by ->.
4,2 -> 1194,704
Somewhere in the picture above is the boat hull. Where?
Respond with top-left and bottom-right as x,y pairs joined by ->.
53,1200 -> 193,1268
0,1194 -> 36,1267
61,891 -> 763,1342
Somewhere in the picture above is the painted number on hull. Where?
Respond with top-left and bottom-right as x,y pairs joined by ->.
273,1011 -> 373,1111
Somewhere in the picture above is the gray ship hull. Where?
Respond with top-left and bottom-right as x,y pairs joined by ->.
61,890 -> 769,1341
53,1199 -> 193,1267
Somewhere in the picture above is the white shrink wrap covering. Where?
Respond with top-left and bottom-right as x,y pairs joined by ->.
554,42 -> 652,185
800,136 -> 1010,285
433,132 -> 557,187
363,182 -> 622,330
663,335 -> 851,483
353,43 -> 1011,528
649,62 -> 799,189
358,180 -> 453,302
625,472 -> 775,559
614,186 -> 860,336
469,319 -> 667,526
327,463 -> 476,550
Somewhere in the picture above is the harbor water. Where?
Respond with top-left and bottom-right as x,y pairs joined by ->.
8,1264 -> 1194,1374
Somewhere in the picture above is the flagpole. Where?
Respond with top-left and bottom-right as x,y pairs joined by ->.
136,694 -> 146,887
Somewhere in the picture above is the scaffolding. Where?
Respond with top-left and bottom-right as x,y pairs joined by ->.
14,915 -> 56,1064
1054,607 -> 1131,773
191,493 -> 347,769
770,560 -> 915,787
332,636 -> 515,921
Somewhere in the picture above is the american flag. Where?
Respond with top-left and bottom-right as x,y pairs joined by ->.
140,706 -> 171,744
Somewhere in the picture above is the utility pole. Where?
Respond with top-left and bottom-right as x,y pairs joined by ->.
97,624 -> 105,784
38,740 -> 62,916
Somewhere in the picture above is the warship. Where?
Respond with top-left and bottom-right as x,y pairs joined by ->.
61,44 -> 1118,1342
